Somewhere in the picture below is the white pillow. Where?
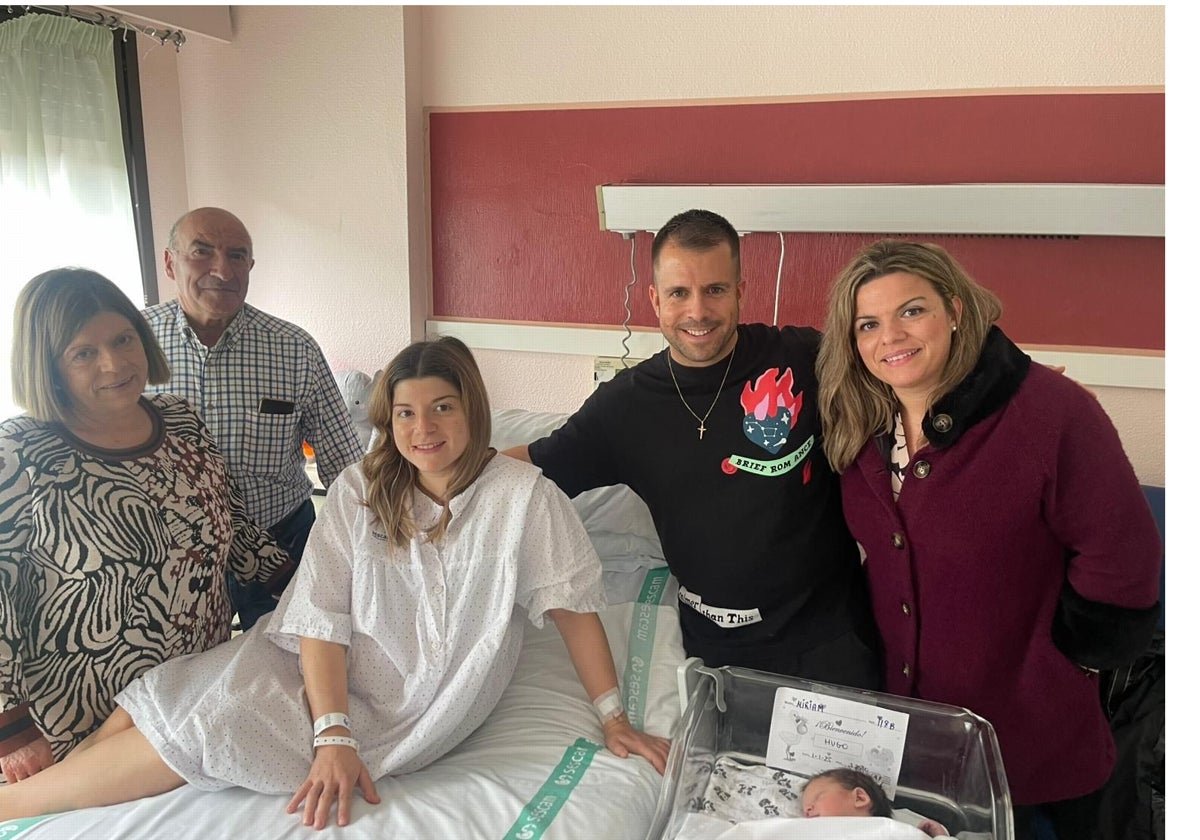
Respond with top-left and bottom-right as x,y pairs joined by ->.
489,407 -> 572,452
575,486 -> 662,562
491,408 -> 664,566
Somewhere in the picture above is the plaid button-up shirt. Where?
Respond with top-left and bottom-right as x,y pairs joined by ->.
143,301 -> 363,528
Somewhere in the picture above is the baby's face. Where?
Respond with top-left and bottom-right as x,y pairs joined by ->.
801,777 -> 869,818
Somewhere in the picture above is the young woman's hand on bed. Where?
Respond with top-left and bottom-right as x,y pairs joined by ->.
286,744 -> 381,829
602,713 -> 671,775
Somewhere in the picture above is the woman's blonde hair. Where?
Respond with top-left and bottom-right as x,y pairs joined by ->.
11,268 -> 171,423
816,240 -> 1002,473
361,336 -> 493,548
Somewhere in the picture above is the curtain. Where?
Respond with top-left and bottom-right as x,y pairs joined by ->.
0,13 -> 142,420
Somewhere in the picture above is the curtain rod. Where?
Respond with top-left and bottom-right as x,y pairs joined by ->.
12,5 -> 186,50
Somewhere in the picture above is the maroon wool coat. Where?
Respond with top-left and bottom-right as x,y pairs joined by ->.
840,330 -> 1161,806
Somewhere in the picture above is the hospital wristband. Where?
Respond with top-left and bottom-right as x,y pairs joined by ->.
313,712 -> 351,737
313,735 -> 359,752
593,687 -> 625,724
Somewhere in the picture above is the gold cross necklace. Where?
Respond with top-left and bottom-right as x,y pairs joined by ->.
667,344 -> 736,440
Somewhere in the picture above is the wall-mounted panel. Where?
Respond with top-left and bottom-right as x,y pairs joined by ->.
597,183 -> 1164,237
429,92 -> 1164,351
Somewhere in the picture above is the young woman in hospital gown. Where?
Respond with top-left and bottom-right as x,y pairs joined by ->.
0,336 -> 670,829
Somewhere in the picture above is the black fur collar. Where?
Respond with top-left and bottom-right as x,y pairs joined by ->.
923,326 -> 1031,449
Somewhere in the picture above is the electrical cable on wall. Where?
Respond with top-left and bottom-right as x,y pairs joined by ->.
772,231 -> 785,326
619,232 -> 637,368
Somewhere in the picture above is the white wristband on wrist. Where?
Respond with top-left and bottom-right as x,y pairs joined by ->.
593,687 -> 625,724
313,712 -> 351,737
313,735 -> 359,752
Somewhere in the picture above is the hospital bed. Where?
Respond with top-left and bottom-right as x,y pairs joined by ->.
4,408 -> 1014,840
3,408 -> 685,840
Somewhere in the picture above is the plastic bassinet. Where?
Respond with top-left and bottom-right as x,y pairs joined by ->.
648,663 -> 1013,840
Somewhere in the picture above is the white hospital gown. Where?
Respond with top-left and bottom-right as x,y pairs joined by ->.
116,455 -> 606,793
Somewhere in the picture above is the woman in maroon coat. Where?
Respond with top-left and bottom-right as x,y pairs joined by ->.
815,241 -> 1161,840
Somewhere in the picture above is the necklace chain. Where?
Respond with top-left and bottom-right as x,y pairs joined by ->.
667,344 -> 736,440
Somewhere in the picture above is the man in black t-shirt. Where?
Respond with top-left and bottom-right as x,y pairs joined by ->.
505,209 -> 879,688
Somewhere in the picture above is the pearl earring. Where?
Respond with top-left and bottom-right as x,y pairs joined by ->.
951,324 -> 957,332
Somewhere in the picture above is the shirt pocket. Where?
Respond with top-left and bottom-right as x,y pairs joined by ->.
243,411 -> 302,476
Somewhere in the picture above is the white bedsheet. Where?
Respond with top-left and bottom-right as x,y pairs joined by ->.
673,813 -> 936,840
5,592 -> 685,840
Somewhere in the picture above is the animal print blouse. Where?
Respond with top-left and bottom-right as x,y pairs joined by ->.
0,394 -> 294,760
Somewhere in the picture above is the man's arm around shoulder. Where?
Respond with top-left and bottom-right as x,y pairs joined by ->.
502,445 -> 532,464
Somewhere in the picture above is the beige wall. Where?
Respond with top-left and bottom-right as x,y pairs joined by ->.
142,5 -> 419,375
138,5 -> 1165,482
138,45 -> 187,302
422,5 -> 1163,107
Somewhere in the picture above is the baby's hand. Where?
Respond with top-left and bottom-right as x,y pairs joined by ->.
919,818 -> 950,837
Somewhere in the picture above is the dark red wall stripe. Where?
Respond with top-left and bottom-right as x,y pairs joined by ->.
430,93 -> 1163,351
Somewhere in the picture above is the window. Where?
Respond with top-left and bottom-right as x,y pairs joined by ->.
0,8 -> 154,420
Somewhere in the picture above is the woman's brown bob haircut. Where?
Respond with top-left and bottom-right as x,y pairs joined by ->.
11,268 -> 170,423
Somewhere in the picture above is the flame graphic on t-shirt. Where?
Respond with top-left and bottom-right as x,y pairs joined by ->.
740,368 -> 802,454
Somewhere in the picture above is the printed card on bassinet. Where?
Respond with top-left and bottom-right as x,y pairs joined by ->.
765,687 -> 910,799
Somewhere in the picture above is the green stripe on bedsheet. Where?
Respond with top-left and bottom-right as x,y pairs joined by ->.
502,738 -> 602,840
623,566 -> 670,729
0,815 -> 57,838
502,568 -> 670,840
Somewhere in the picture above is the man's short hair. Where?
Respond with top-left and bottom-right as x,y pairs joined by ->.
650,208 -> 740,277
806,768 -> 893,818
12,268 -> 171,423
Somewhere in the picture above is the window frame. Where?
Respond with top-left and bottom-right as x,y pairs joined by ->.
112,22 -> 157,305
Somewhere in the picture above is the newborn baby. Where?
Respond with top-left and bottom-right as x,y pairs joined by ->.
801,769 -> 949,837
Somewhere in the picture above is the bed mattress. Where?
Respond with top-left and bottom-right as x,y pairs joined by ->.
2,572 -> 685,840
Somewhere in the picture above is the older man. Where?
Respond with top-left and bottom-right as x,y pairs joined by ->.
144,207 -> 362,629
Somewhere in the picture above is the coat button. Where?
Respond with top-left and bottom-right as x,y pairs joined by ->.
912,461 -> 931,479
902,602 -> 911,616
902,663 -> 911,678
932,413 -> 953,433
891,532 -> 905,549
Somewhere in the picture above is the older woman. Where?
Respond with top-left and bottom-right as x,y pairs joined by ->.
815,241 -> 1161,840
0,269 -> 293,782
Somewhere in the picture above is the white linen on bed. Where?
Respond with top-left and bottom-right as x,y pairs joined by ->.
673,813 -> 935,840
680,760 -> 953,838
605,567 -> 679,610
490,408 -> 665,578
8,589 -> 686,840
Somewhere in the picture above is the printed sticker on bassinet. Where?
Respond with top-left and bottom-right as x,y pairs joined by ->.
764,687 -> 910,799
